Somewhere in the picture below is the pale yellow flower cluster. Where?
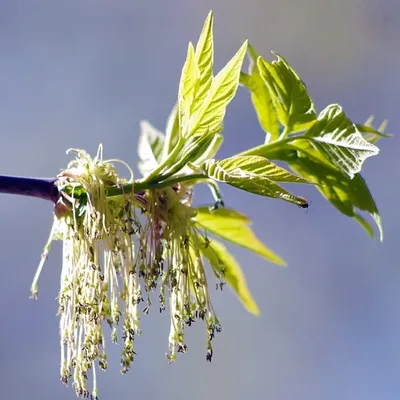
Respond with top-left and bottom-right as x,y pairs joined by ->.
31,146 -> 220,399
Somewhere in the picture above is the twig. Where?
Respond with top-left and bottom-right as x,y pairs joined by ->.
0,175 -> 59,203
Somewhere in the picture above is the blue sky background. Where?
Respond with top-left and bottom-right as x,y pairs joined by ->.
0,1 -> 400,399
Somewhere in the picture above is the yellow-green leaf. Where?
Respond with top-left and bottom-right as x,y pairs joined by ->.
193,206 -> 286,266
197,234 -> 260,315
190,40 -> 248,137
305,104 -> 380,179
162,103 -> 180,160
137,120 -> 165,177
202,156 -> 310,207
178,42 -> 200,136
288,154 -> 383,241
193,11 -> 214,115
257,54 -> 316,134
356,115 -> 391,144
240,44 -> 280,141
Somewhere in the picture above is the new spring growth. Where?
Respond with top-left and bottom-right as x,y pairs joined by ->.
32,146 -> 222,399
17,8 -> 386,400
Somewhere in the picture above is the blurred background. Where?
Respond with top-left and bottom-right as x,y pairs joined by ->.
0,1 -> 399,399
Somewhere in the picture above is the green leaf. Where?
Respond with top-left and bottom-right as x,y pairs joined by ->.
288,154 -> 383,241
356,115 -> 391,144
305,104 -> 380,178
202,155 -> 311,206
162,103 -> 180,160
180,129 -> 222,166
197,234 -> 260,315
193,206 -> 286,266
240,44 -> 280,141
247,42 -> 260,74
137,120 -> 165,177
257,54 -> 316,134
192,11 -> 214,115
187,132 -> 224,165
189,40 -> 248,137
178,42 -> 200,137
204,155 -> 313,183
353,213 -> 375,238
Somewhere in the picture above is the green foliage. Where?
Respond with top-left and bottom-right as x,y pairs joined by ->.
256,52 -> 317,135
202,156 -> 311,206
134,10 -> 387,314
189,41 -> 248,138
27,11 -> 390,398
240,44 -> 280,141
138,121 -> 165,177
198,234 -> 260,315
288,155 -> 383,240
193,207 -> 285,266
357,115 -> 391,144
193,11 -> 214,116
304,104 -> 379,178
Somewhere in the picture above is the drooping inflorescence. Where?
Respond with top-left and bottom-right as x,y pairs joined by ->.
31,145 -> 222,399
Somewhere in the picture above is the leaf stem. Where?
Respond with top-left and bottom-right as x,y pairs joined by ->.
236,136 -> 311,158
236,138 -> 291,157
106,173 -> 207,197
280,126 -> 291,139
145,136 -> 184,182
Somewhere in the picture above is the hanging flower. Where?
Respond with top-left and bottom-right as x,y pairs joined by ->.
31,146 -> 222,399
